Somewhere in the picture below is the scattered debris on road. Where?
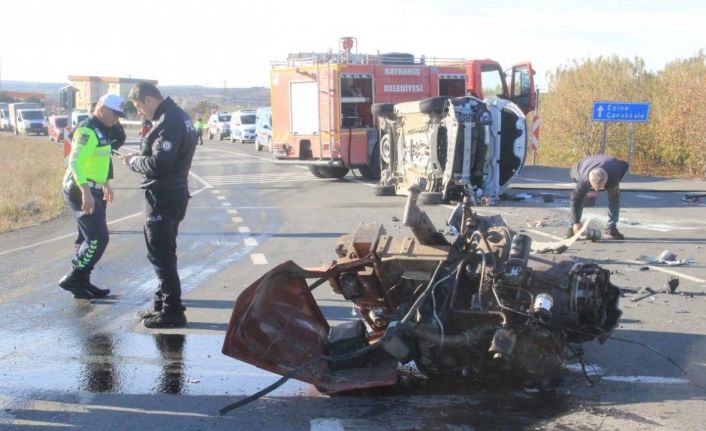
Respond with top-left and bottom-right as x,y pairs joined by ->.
637,250 -> 693,266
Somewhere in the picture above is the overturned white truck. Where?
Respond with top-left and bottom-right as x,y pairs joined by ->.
373,96 -> 527,204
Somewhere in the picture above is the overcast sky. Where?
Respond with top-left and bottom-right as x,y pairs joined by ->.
1,0 -> 703,89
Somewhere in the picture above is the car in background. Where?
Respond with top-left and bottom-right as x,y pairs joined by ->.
255,107 -> 272,152
48,115 -> 68,142
229,110 -> 256,144
16,109 -> 48,136
0,108 -> 10,131
207,112 -> 231,140
374,95 -> 527,204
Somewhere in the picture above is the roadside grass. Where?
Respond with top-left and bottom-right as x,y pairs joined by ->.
0,133 -> 66,233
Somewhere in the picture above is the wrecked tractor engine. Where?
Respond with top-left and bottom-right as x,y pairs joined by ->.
223,188 -> 622,393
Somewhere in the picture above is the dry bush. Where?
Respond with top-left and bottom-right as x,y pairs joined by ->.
538,52 -> 706,178
0,134 -> 66,232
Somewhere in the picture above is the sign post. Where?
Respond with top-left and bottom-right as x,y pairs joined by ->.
591,101 -> 650,169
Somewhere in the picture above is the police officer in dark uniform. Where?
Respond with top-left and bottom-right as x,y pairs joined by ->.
59,94 -> 126,299
121,81 -> 196,328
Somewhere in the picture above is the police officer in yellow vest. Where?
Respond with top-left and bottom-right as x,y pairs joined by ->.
194,114 -> 204,145
58,94 -> 125,299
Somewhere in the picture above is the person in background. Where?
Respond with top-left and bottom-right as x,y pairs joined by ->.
567,154 -> 629,240
139,119 -> 153,138
194,114 -> 205,145
58,94 -> 126,299
120,81 -> 197,328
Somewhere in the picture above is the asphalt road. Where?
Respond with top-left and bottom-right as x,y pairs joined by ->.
1,134 -> 705,430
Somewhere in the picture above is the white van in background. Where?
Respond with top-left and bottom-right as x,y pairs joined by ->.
16,109 -> 48,136
255,107 -> 272,152
229,110 -> 256,144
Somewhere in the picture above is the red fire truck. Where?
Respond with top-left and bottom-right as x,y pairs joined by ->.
270,37 -> 535,179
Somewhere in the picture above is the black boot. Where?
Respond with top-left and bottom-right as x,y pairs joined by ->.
78,272 -> 110,298
58,268 -> 94,299
142,307 -> 187,328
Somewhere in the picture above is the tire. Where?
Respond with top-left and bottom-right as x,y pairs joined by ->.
219,130 -> 224,141
419,96 -> 448,114
308,166 -> 325,178
380,134 -> 393,165
256,139 -> 263,151
374,185 -> 396,196
317,166 -> 350,178
371,103 -> 395,118
359,143 -> 381,180
208,130 -> 214,140
418,192 -> 443,205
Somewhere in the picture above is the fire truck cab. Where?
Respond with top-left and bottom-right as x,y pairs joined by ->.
270,38 -> 534,182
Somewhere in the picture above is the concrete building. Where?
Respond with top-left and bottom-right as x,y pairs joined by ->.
67,76 -> 158,111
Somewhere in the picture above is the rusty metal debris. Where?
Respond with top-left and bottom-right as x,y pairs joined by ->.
222,186 -> 622,395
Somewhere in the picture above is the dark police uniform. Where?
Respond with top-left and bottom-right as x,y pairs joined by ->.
61,116 -> 114,298
570,155 -> 629,231
127,97 -> 196,315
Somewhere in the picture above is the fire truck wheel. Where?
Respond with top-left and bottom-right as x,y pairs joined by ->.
317,166 -> 350,179
374,185 -> 396,196
418,192 -> 443,205
359,143 -> 381,180
419,96 -> 448,114
371,103 -> 394,118
308,166 -> 326,178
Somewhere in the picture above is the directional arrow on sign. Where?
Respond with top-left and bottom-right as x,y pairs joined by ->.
596,106 -> 604,118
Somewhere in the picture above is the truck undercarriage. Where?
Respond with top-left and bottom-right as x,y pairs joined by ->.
222,186 -> 621,394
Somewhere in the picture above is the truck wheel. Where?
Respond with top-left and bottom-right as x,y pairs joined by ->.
359,143 -> 381,180
374,185 -> 396,196
418,192 -> 443,205
317,166 -> 349,178
219,130 -> 224,141
371,103 -> 395,118
419,97 -> 448,114
209,131 -> 213,140
256,139 -> 263,151
308,166 -> 325,178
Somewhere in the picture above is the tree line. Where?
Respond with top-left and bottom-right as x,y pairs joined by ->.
538,51 -> 706,177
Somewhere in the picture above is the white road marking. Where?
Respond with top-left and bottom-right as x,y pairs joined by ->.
217,196 -> 226,200
310,418 -> 345,431
191,159 -> 272,166
0,177 -> 213,257
250,253 -> 268,265
211,189 -> 220,194
238,226 -> 251,233
221,202 -> 232,207
634,263 -> 706,283
231,217 -> 244,223
636,194 -> 658,200
566,364 -> 689,385
226,209 -> 238,214
602,376 -> 689,384
244,237 -> 258,247
526,229 -> 564,241
204,172 -> 322,185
